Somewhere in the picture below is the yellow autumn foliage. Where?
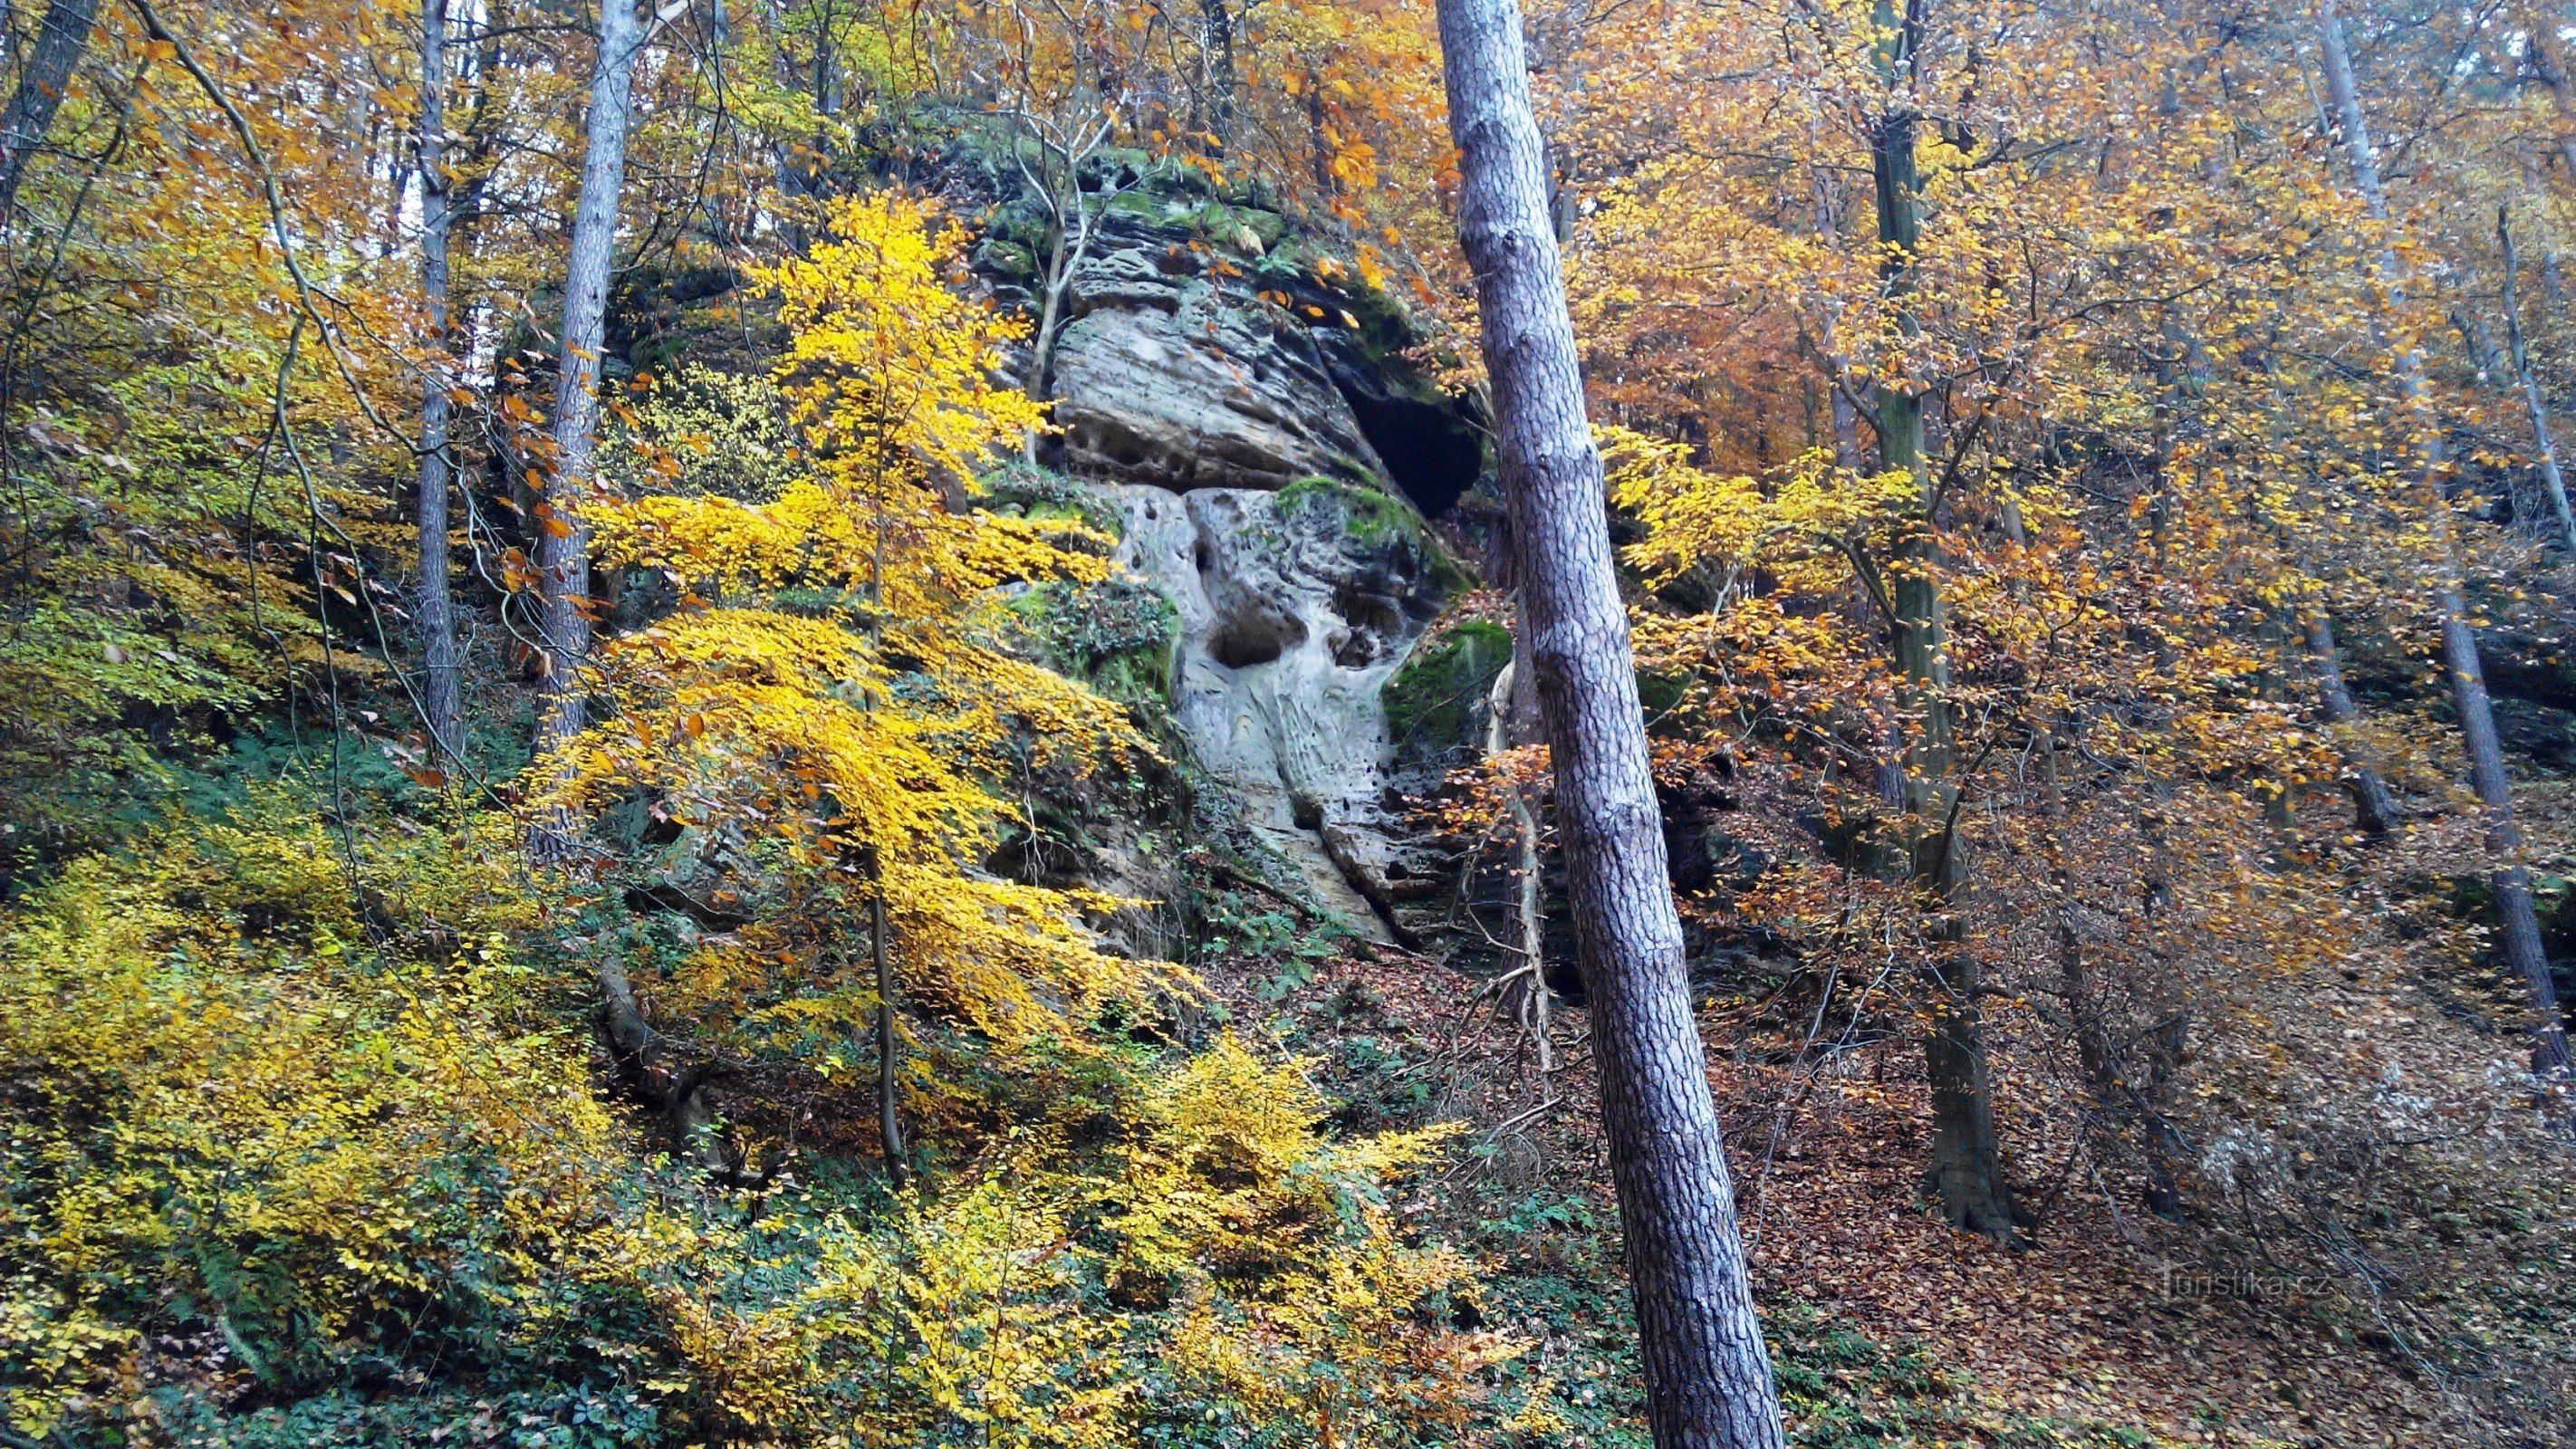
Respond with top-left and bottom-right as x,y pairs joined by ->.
0,804 -> 1517,1447
0,801 -> 660,1440
4,188 -> 1528,1449
556,192 -> 1168,1062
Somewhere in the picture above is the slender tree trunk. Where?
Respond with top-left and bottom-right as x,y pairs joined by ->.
1809,159 -> 1862,473
1016,136 -> 1110,409
415,0 -> 463,760
2320,2 -> 2572,1082
2256,364 -> 2398,837
1306,78 -> 1333,200
873,888 -> 905,1187
2440,609 -> 2574,1076
1487,658 -> 1553,1076
2303,609 -> 2398,836
2498,208 -> 2576,554
1196,0 -> 1234,154
1870,0 -> 2018,1242
533,0 -> 643,796
1027,219 -> 1072,404
0,0 -> 98,224
1435,0 -> 1783,1443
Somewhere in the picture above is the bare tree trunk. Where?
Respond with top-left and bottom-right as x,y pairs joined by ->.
1487,658 -> 1553,1076
1435,0 -> 1784,1444
1026,223 -> 1073,404
533,0 -> 643,800
1808,158 -> 1862,472
2441,611 -> 2574,1077
873,888 -> 905,1187
1870,0 -> 2019,1243
2320,2 -> 2572,1082
1011,119 -> 1127,409
415,0 -> 463,760
0,0 -> 98,224
2302,609 -> 2398,836
1306,78 -> 1332,200
598,954 -> 723,1167
1196,0 -> 1234,154
2498,207 -> 2576,554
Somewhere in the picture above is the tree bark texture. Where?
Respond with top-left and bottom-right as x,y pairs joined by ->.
1870,0 -> 2019,1242
0,0 -> 99,224
535,0 -> 642,771
416,0 -> 463,759
874,888 -> 906,1187
2319,2 -> 2571,1082
1434,0 -> 1785,1444
2302,609 -> 2398,837
2497,208 -> 2576,555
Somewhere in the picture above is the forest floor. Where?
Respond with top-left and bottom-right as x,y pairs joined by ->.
1194,924 -> 2565,1449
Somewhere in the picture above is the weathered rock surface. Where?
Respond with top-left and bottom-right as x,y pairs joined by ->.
1110,483 -> 1456,941
973,161 -> 1495,941
1047,257 -> 1391,494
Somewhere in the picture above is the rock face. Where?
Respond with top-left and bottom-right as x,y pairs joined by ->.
1111,483 -> 1455,941
974,162 -> 1490,939
1047,251 -> 1392,494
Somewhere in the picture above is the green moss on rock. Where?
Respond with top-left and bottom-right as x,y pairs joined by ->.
1277,477 -> 1478,601
1384,619 -> 1513,755
1276,475 -> 1419,545
973,238 -> 1038,283
1013,574 -> 1178,709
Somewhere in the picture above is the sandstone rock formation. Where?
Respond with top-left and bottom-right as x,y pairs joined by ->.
1048,256 -> 1395,494
974,161 -> 1489,943
1110,481 -> 1456,943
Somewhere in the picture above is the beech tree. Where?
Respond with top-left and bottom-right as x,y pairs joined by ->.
534,0 -> 650,782
414,0 -> 462,760
0,0 -> 101,224
1860,0 -> 2019,1243
2317,0 -> 2571,1083
1434,0 -> 1785,1444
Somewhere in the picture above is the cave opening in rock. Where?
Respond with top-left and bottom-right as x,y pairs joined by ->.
1209,608 -> 1305,669
1341,389 -> 1483,518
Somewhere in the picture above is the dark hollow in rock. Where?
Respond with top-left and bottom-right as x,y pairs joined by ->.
1340,382 -> 1483,519
1208,605 -> 1307,669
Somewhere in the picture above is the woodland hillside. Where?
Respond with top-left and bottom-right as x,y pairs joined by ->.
0,0 -> 2572,1444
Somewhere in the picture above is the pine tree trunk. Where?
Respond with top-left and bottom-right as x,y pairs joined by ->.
2319,1 -> 2571,1083
1435,0 -> 1784,1443
416,0 -> 463,760
0,0 -> 99,224
534,0 -> 642,781
1870,0 -> 2018,1243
